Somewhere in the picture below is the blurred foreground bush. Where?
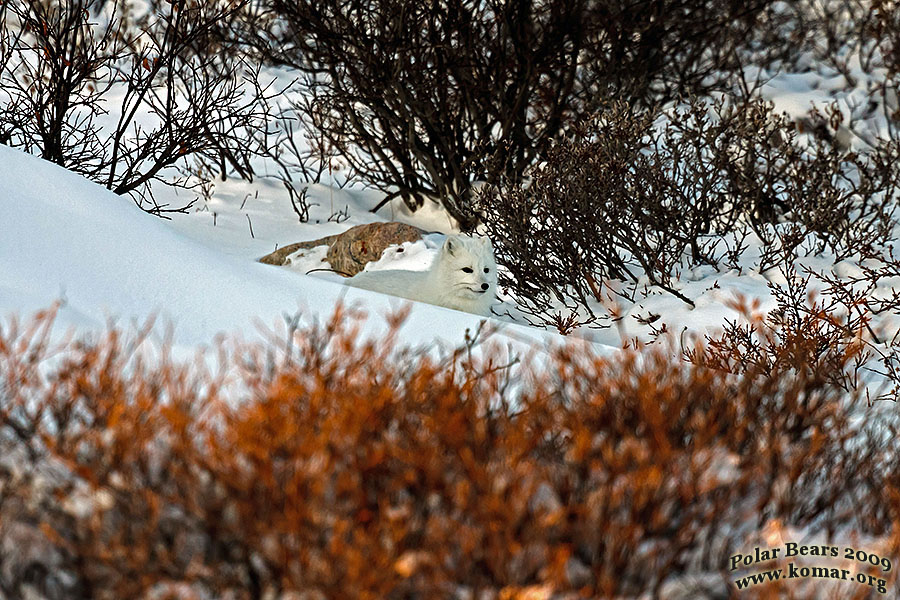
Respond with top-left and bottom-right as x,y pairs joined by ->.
1,304 -> 899,599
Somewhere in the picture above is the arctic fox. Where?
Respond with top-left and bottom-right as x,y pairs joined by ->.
345,234 -> 497,316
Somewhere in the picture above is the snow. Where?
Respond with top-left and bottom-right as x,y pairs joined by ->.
2,134 -> 895,368
0,145 -> 562,354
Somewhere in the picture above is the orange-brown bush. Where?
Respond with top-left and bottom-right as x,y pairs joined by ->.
1,305 -> 899,599
690,260 -> 900,404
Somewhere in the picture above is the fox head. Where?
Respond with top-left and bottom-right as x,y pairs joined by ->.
437,234 -> 497,305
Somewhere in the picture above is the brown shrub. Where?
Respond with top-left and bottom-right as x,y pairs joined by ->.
1,304 -> 899,599
689,258 -> 900,404
476,97 -> 899,329
242,0 -> 796,228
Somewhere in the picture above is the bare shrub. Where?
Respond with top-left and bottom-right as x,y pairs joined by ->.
0,0 -> 273,214
728,102 -> 900,269
477,97 -> 899,328
778,1 -> 900,146
242,0 -> 795,228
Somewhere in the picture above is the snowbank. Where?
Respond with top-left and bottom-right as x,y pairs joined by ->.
0,146 -> 566,353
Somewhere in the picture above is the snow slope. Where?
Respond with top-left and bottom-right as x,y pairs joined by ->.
0,146 -> 563,353
5,139 -> 896,365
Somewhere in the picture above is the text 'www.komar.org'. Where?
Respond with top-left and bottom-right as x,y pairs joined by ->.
730,542 -> 891,594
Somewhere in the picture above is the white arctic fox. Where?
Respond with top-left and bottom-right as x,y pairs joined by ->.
346,234 -> 497,316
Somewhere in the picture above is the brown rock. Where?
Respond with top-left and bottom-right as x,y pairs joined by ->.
259,222 -> 423,276
257,234 -> 341,266
327,222 -> 422,276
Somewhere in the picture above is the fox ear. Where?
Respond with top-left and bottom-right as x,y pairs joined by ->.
444,236 -> 457,256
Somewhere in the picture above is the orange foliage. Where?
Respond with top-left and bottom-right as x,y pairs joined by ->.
1,303 -> 899,599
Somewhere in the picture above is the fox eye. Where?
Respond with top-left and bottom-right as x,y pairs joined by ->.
483,268 -> 490,273
462,267 -> 474,273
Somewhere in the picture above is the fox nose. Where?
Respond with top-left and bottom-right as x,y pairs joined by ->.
481,283 -> 490,290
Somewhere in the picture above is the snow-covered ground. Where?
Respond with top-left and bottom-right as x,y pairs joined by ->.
2,38 -> 899,363
0,139 -> 787,356
0,145 -> 564,356
2,134 -> 898,366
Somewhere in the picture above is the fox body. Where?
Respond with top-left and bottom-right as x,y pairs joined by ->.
345,234 -> 497,316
